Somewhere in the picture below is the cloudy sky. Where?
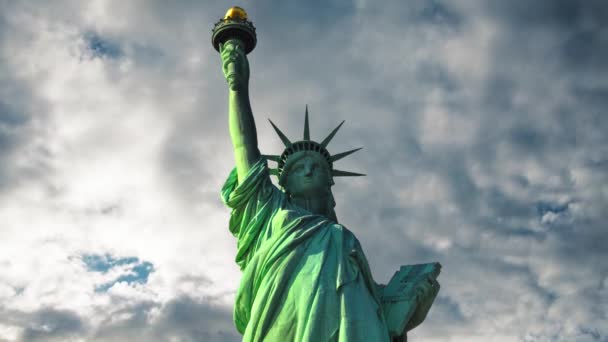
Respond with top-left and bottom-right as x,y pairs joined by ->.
1,1 -> 607,341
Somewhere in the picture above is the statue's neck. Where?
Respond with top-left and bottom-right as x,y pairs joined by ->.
290,194 -> 330,217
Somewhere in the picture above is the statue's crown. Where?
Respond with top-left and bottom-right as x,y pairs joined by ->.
264,105 -> 365,187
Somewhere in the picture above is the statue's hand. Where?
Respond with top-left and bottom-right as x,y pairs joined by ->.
407,278 -> 440,331
219,39 -> 250,91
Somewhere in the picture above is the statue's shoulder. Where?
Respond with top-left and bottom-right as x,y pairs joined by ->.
330,223 -> 358,240
270,204 -> 303,229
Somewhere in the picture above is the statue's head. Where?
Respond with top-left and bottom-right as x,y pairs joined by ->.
281,150 -> 339,222
282,151 -> 332,198
264,106 -> 366,220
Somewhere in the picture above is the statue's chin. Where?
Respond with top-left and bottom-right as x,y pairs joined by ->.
291,186 -> 327,198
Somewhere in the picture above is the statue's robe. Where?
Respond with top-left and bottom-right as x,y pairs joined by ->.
221,158 -> 390,341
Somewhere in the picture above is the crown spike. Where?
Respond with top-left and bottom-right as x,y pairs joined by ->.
262,154 -> 281,162
303,105 -> 310,141
268,118 -> 292,147
320,120 -> 345,148
332,169 -> 366,177
330,147 -> 363,163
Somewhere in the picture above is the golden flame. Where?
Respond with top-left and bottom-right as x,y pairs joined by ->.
224,6 -> 247,20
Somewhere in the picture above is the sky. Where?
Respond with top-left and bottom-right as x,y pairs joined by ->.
0,1 -> 607,341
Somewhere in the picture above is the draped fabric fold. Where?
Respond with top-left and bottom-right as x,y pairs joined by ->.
221,158 -> 390,341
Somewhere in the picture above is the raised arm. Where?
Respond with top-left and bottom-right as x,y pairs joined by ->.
219,38 -> 261,183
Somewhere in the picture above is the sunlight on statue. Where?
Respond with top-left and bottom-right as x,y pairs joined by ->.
212,7 -> 441,342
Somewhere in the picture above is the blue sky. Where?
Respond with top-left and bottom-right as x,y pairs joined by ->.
0,1 -> 607,341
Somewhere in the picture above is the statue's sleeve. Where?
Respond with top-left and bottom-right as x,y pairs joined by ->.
221,157 -> 283,270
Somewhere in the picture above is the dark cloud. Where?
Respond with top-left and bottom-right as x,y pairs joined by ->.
21,308 -> 86,342
154,295 -> 239,341
0,82 -> 51,195
0,307 -> 86,342
0,100 -> 28,166
91,296 -> 239,342
0,6 -> 55,195
0,296 -> 238,342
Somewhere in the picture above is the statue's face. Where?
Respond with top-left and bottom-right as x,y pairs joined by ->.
284,153 -> 331,198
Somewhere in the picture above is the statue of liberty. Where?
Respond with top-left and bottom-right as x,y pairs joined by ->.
213,7 -> 441,342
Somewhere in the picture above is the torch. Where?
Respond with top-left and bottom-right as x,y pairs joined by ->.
212,6 -> 257,78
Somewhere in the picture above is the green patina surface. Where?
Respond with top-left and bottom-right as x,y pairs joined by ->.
222,158 -> 390,341
213,8 -> 440,341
